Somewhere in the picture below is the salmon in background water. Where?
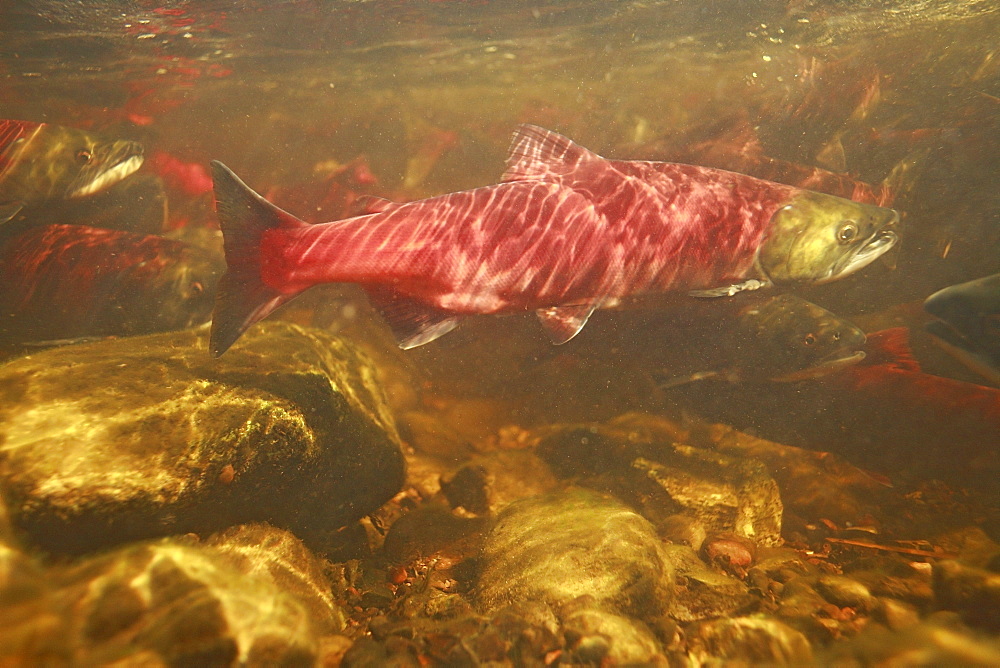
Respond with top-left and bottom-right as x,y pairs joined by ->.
208,125 -> 900,356
0,224 -> 220,343
0,120 -> 144,224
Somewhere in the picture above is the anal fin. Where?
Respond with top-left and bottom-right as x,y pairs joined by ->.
365,288 -> 460,349
536,303 -> 598,344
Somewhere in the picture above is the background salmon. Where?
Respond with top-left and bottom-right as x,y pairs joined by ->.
0,223 -> 220,343
209,125 -> 899,356
0,120 -> 144,224
924,273 -> 1000,386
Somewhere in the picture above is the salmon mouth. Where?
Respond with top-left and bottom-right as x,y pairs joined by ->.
828,215 -> 899,281
774,348 -> 867,382
68,142 -> 145,198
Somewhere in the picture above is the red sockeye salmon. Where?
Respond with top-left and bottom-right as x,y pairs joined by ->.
208,125 -> 899,356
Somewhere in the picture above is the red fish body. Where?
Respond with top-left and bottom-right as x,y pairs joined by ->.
209,125 -> 899,355
0,224 -> 220,342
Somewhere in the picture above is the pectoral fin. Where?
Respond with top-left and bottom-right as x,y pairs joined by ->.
0,202 -> 25,224
689,278 -> 771,298
657,370 -> 725,390
536,303 -> 598,344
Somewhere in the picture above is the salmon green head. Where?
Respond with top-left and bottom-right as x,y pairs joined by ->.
757,191 -> 899,285
0,123 -> 144,203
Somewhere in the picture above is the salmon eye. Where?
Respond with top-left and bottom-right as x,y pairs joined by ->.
832,331 -> 841,341
837,221 -> 858,243
189,281 -> 204,297
76,149 -> 93,164
803,333 -> 817,346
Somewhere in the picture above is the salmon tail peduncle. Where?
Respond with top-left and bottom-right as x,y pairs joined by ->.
208,161 -> 306,357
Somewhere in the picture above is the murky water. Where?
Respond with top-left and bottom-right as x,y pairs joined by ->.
1,0 -> 999,664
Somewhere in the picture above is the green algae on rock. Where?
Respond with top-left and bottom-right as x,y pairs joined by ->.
477,487 -> 674,621
687,615 -> 814,665
0,321 -> 404,554
53,525 -> 340,665
534,415 -> 783,549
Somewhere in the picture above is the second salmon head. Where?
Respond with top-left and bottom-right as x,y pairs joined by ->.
1,123 -> 144,202
756,190 -> 899,285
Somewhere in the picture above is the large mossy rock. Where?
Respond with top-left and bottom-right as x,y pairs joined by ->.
477,487 -> 675,619
0,322 -> 404,553
0,524 -> 346,665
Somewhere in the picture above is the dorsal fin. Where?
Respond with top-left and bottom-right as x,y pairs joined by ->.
350,195 -> 401,216
502,125 -> 602,182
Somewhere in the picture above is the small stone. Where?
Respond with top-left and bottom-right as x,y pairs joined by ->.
816,575 -> 875,612
934,559 -> 1000,630
562,607 -> 664,665
317,634 -> 354,666
400,410 -> 471,460
381,504 -> 487,563
875,598 -> 920,630
688,615 -> 814,665
664,543 -> 756,622
702,532 -> 757,575
440,465 -> 490,515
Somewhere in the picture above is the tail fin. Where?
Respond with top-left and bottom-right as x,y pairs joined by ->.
209,161 -> 306,357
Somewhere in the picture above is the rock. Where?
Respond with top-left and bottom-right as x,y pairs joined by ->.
381,503 -> 487,563
203,524 -> 347,631
701,532 -> 757,576
477,449 -> 560,512
824,614 -> 1000,665
0,525 -> 344,665
477,487 -> 674,620
440,464 -> 490,515
534,416 -> 783,548
687,615 -> 814,666
706,423 -> 891,526
0,545 -> 69,664
561,605 -> 666,665
874,598 -> 921,630
933,559 -> 1000,630
816,575 -> 876,612
663,543 -> 757,622
0,322 -> 404,553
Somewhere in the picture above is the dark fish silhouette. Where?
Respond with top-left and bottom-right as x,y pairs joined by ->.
208,125 -> 899,356
658,294 -> 867,388
924,273 -> 1000,386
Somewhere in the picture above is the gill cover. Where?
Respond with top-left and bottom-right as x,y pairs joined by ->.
757,191 -> 899,285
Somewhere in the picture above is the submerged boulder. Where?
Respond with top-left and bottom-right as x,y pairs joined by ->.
535,414 -> 783,550
0,524 -> 344,665
478,487 -> 673,611
0,321 -> 404,553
